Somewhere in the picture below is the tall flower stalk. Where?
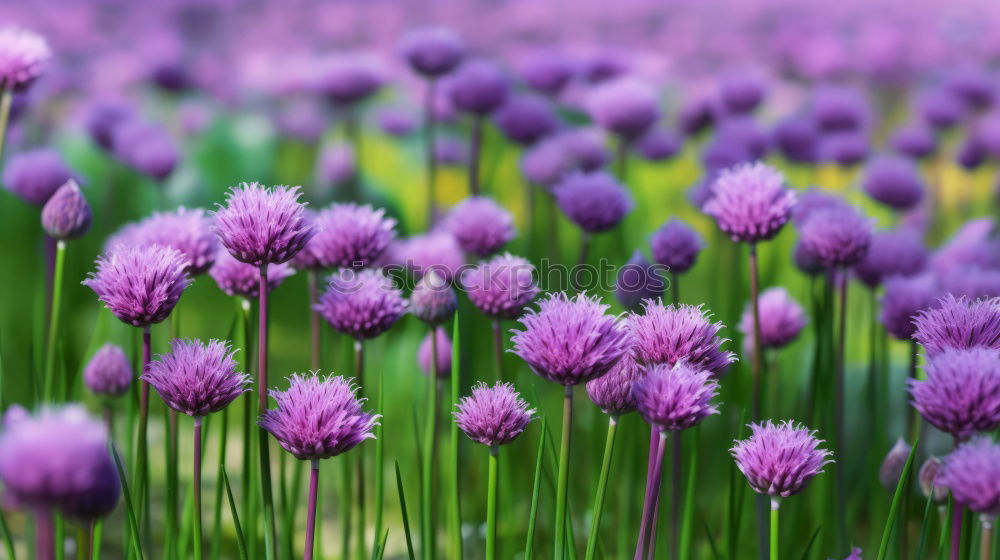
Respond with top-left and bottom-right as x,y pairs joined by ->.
0,27 -> 50,159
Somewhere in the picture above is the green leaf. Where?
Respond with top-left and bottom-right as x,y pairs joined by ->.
372,367 -> 385,558
222,466 -> 249,560
876,437 -> 919,560
394,460 -> 417,560
680,426 -> 699,558
448,314 -> 462,559
111,445 -> 145,560
524,416 -> 548,560
702,516 -> 721,560
914,496 -> 933,560
798,526 -> 822,560
0,507 -> 15,560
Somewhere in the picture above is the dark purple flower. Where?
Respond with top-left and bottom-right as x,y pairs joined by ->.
628,300 -> 735,375
83,343 -> 133,398
109,207 -> 219,275
442,196 -> 515,257
495,95 -> 559,146
260,374 -> 377,461
946,67 -> 995,111
812,86 -> 869,133
41,180 -> 91,240
919,456 -> 948,503
891,123 -> 938,160
956,132 -> 987,171
615,250 -> 665,311
791,188 -> 850,226
714,117 -> 770,161
297,203 -> 396,270
909,347 -> 1000,440
410,271 -> 457,326
731,420 -> 833,497
208,250 -> 295,299
739,287 -> 806,351
83,100 -> 133,151
553,172 -> 633,233
521,137 -> 573,187
519,50 -> 575,96
719,73 -> 766,114
511,292 -> 630,386
582,50 -> 629,84
879,438 -> 912,491
793,241 -> 826,276
797,205 -> 872,268
703,162 -> 796,244
316,268 -> 407,340
772,115 -> 819,164
938,437 -> 1000,515
588,78 -> 660,140
314,55 -> 384,105
462,253 -> 540,320
854,229 -> 928,288
84,245 -> 191,327
111,120 -> 180,181
678,95 -> 716,137
454,381 -> 535,446
635,129 -> 683,162
1,148 -> 74,206
862,156 -> 925,211
376,107 -> 417,137
213,182 -> 316,267
913,295 -> 1000,356
633,362 -> 720,432
649,218 -> 705,274
820,132 -> 870,166
143,339 -> 250,417
447,60 -> 509,116
585,350 -> 642,416
399,27 -> 464,78
880,274 -> 940,340
0,27 -> 50,90
917,90 -> 963,129
401,232 -> 465,282
418,327 -> 452,378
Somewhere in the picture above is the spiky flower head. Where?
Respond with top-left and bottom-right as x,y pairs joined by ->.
731,420 -> 833,498
614,250 -> 666,311
462,253 -> 540,320
880,274 -> 940,340
442,196 -> 515,257
703,162 -> 796,244
588,77 -> 660,140
213,182 -> 316,267
84,245 -> 191,327
938,437 -> 1000,516
739,287 -> 806,351
260,374 -> 377,461
586,350 -> 642,416
912,295 -> 1000,356
628,300 -> 735,375
2,148 -> 75,206
909,347 -> 1000,441
418,327 -> 452,378
0,405 -> 119,520
208,250 -> 295,299
296,203 -> 396,270
650,218 -> 705,274
83,343 -> 133,398
862,156 -> 926,211
399,26 -> 464,78
108,207 -> 219,275
797,205 -> 873,268
401,232 -> 465,283
41,180 -> 91,240
854,229 -> 928,288
633,362 -> 720,431
454,382 -> 535,447
554,171 -> 633,233
316,269 -> 407,340
410,271 -> 458,325
447,59 -> 509,116
0,27 -> 50,90
142,339 -> 249,417
511,292 -> 630,386
879,438 -> 913,491
919,456 -> 948,503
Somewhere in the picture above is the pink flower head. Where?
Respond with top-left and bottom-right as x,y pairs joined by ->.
0,27 -> 50,90
296,203 -> 396,270
731,420 -> 833,498
704,162 -> 796,244
586,350 -> 643,416
739,287 -> 806,351
316,269 -> 407,340
628,300 -> 735,375
213,182 -> 316,267
208,250 -> 295,299
938,436 -> 1000,516
912,295 -> 1000,356
633,362 -> 720,431
909,347 -> 1000,441
143,339 -> 250,417
454,381 -> 535,447
462,253 -> 540,320
442,196 -> 515,257
84,245 -> 191,327
83,343 -> 133,398
41,180 -> 91,241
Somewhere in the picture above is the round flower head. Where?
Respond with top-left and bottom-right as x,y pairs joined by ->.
561,127 -> 611,171
377,107 -> 417,137
143,339 -> 250,417
918,90 -> 963,130
83,343 -> 133,397
703,162 -> 796,244
679,95 -> 716,137
2,148 -> 75,206
854,229 -> 928,288
731,420 -> 833,498
879,438 -> 913,491
209,250 -> 295,299
929,218 -> 998,274
0,406 -> 120,520
447,60 -> 509,116
628,301 -> 736,375
495,95 -> 559,146
434,137 -> 467,166
315,55 -> 384,105
399,27 -> 464,78
793,241 -> 826,276
719,73 -> 766,114
586,350 -> 642,416
636,129 -> 683,162
650,218 -> 705,274
521,137 -> 573,187
912,295 -> 1000,356
946,67 -> 995,111
587,77 -> 660,140
715,117 -> 770,162
83,100 -> 133,151
880,274 -> 939,340
0,27 -> 50,90
454,382 -> 535,446
739,287 -> 806,351
418,327 -> 452,378
582,49 -> 629,83
110,207 -> 219,275
41,180 -> 91,240
84,245 -> 191,327
956,133 -> 987,170
111,120 -> 180,181
773,115 -> 819,164
213,182 -> 316,267
402,232 -> 465,282
633,362 -> 720,431
298,203 -> 396,269
462,253 -> 540,319
938,437 -> 1000,516
940,268 -> 1000,301
797,205 -> 873,268
410,271 -> 457,325
909,347 -> 1000,441
316,268 -> 407,340
862,156 -> 926,211
891,123 -> 938,160
919,456 -> 948,503
511,292 -> 630,386
820,132 -> 870,166
812,86 -> 869,133
260,374 -> 377,461
554,172 -> 633,233
615,250 -> 665,311
315,142 -> 356,186
791,188 -> 850,226
519,50 -> 575,96
442,196 -> 515,257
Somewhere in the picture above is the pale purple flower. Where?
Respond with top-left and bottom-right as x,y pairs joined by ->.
111,120 -> 180,181
633,362 -> 720,431
919,456 -> 948,503
442,197 -> 515,257
418,327 -> 452,378
401,232 -> 465,282
891,123 -> 938,160
521,137 -> 573,187
615,250 -> 666,311
862,156 -> 926,211
83,100 -> 133,151
447,60 -> 509,116
41,180 -> 91,240
854,229 -> 928,288
791,188 -> 850,226
938,437 -> 1000,515
554,172 -> 633,233
879,438 -> 912,491
213,182 -> 316,267
315,143 -> 356,187
731,420 -> 833,497
495,95 -> 559,146
909,347 -> 1000,441
912,295 -> 1000,356
260,374 -> 377,460
297,203 -> 396,270
929,219 -> 999,275
649,218 -> 705,274
462,253 -> 540,320
2,148 -> 74,206
519,50 -> 575,96
703,162 -> 796,244
410,271 -> 457,325
0,27 -> 50,90
588,77 -> 660,140
143,339 -> 250,417
917,89 -> 963,129
880,274 -> 940,340
84,245 -> 191,327
940,268 -> 1000,301
314,55 -> 384,105
797,205 -> 873,268
316,268 -> 407,340
108,207 -> 219,275
399,27 -> 464,78
454,382 -> 535,446
628,300 -> 735,375
739,287 -> 806,351
586,350 -> 642,416
83,343 -> 133,398
376,107 -> 417,137
635,129 -> 683,162
208,250 -> 295,299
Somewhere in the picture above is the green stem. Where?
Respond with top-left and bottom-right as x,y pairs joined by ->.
354,339 -> 367,560
981,517 -> 994,560
554,385 -> 574,558
748,243 -> 763,420
585,417 -> 618,560
422,328 -> 439,559
770,499 -> 780,560
0,86 -> 12,160
193,417 -> 203,560
43,240 -> 66,401
449,316 -> 463,559
257,266 -> 277,560
486,446 -> 499,560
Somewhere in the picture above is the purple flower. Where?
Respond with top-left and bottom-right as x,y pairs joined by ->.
739,287 -> 806,351
376,107 -> 417,137
793,241 -> 826,276
462,253 -> 540,320
447,60 -> 509,116
946,67 -> 995,111
260,374 -> 377,461
719,73 -> 766,114
891,123 -> 938,160
909,347 -> 1000,441
399,27 -> 464,78
635,129 -> 683,162
109,207 -> 219,275
84,245 -> 191,327
401,232 -> 465,282
143,339 -> 250,417
586,350 -> 642,416
582,50 -> 629,84
820,132 -> 870,166
731,420 -> 833,497
316,268 -> 407,340
297,203 -> 396,270
1,148 -> 75,206
880,274 -> 940,340
940,268 -> 1000,300
791,188 -> 849,226
930,219 -> 999,274
913,295 -> 1000,356
812,86 -> 869,133
41,180 -> 91,240
862,156 -> 926,211
519,50 -> 575,96
917,89 -> 963,129
588,78 -> 660,140
678,95 -> 716,137
649,218 -> 705,274
938,437 -> 1000,515
772,115 -> 819,164
615,250 -> 666,311
410,271 -> 458,326
561,128 -> 611,171
511,292 -> 630,386
418,327 -> 452,378
628,300 -> 736,375
83,100 -> 133,151
83,343 -> 133,398
714,117 -> 770,161
703,162 -> 796,244
521,137 -> 573,187
0,27 -> 50,90
111,120 -> 180,181
0,406 -> 119,520
213,182 -> 316,267
315,143 -> 356,186
494,95 -> 559,146
553,172 -> 633,233
454,381 -> 535,446
314,55 -> 384,105
879,438 -> 912,491
919,456 -> 948,503
854,229 -> 928,288
797,205 -> 873,268
956,133 -> 987,170
633,362 -> 720,431
208,250 -> 295,299
442,196 -> 515,257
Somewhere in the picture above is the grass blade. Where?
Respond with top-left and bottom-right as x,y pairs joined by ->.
372,368 -> 385,557
0,507 -> 15,560
395,460 -> 417,560
876,437 -> 919,560
914,496 -> 934,560
524,416 -> 548,559
797,526 -> 822,560
111,445 -> 144,560
448,314 -> 462,559
679,426 -> 699,558
222,466 -> 249,560
701,516 -> 721,560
